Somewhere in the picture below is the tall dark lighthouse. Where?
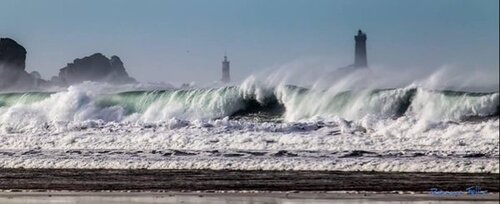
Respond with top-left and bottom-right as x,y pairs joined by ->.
354,30 -> 368,68
221,55 -> 230,83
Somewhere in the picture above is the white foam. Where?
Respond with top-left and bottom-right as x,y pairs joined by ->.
0,154 -> 496,173
410,89 -> 499,121
0,83 -> 498,172
0,117 -> 497,172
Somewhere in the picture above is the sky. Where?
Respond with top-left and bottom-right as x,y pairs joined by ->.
0,0 -> 498,85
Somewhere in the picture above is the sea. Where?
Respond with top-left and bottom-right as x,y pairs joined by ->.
0,75 -> 498,173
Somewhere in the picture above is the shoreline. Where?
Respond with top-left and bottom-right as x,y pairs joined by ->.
0,168 -> 498,192
0,191 -> 498,202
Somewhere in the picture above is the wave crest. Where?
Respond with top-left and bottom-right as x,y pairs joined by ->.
0,83 -> 498,133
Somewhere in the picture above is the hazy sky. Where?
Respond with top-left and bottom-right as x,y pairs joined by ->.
1,0 -> 498,84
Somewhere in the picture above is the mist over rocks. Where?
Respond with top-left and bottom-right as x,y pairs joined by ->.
0,38 -> 47,90
0,37 -> 137,91
55,53 -> 136,85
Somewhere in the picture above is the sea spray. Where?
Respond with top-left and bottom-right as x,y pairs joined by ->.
0,83 -> 498,173
0,84 -> 498,129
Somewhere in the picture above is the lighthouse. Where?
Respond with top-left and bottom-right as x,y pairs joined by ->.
354,30 -> 368,68
221,55 -> 230,83
329,30 -> 369,80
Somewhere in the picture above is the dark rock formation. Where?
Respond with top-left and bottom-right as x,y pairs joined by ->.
0,38 -> 26,69
57,53 -> 136,85
0,38 -> 46,90
1,38 -> 136,90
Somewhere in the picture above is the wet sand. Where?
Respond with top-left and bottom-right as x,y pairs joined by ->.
0,168 -> 498,192
0,191 -> 498,204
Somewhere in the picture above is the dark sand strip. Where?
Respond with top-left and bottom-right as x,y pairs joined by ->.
0,168 -> 498,192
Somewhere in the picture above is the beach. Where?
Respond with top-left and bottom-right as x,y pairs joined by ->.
0,191 -> 498,204
0,168 -> 498,192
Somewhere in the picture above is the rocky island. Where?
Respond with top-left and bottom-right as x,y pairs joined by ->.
0,38 -> 47,90
54,53 -> 136,85
0,38 -> 136,91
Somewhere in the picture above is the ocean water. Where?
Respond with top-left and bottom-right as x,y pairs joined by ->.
0,80 -> 498,172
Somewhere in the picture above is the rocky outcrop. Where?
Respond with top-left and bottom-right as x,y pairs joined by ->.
0,38 -> 137,90
56,53 -> 136,85
0,38 -> 45,90
0,38 -> 26,69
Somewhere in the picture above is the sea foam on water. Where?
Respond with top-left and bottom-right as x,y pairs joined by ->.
0,75 -> 498,172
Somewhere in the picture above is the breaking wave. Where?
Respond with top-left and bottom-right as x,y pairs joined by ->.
0,81 -> 498,172
0,82 -> 498,131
